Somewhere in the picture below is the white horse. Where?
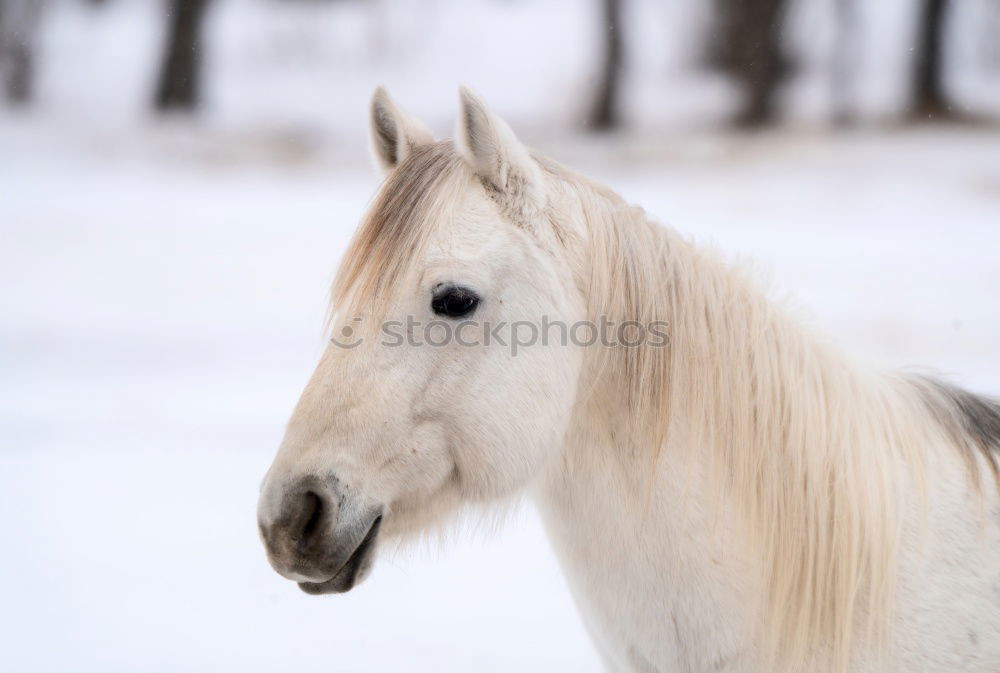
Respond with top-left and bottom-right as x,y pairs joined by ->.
257,87 -> 1000,673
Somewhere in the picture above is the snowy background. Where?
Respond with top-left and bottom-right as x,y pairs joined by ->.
1,0 -> 999,671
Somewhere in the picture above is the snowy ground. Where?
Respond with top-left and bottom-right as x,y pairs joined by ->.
2,1 -> 1000,672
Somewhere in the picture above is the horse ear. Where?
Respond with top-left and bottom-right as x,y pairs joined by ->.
369,87 -> 434,176
456,86 -> 544,213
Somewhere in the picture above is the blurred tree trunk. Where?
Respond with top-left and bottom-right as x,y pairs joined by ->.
831,0 -> 857,125
588,0 -> 623,131
154,0 -> 210,112
0,0 -> 42,105
911,0 -> 953,120
702,0 -> 731,72
706,0 -> 791,127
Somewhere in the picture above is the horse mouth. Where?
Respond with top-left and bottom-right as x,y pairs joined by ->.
297,515 -> 383,595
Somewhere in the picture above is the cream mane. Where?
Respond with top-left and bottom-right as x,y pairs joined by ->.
543,154 -> 1000,670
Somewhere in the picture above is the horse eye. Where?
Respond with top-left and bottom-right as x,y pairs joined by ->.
431,284 -> 480,319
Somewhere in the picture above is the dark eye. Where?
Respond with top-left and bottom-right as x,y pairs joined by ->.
431,284 -> 480,319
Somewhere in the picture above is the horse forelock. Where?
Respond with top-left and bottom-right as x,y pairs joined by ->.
330,141 -> 467,325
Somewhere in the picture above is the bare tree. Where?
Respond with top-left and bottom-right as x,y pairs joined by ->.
911,0 -> 953,120
831,0 -> 857,125
154,0 -> 210,112
702,0 -> 731,73
0,0 -> 42,105
705,0 -> 792,127
588,0 -> 623,131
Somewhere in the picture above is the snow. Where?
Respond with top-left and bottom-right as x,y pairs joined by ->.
2,1 -> 999,671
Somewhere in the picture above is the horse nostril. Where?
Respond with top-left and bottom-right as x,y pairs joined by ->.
294,491 -> 325,551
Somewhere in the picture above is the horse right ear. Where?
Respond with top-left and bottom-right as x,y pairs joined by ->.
369,87 -> 435,176
455,86 -> 545,219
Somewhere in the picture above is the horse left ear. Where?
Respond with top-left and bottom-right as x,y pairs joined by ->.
456,86 -> 545,215
370,86 -> 435,176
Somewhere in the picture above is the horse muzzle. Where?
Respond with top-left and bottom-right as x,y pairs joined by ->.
257,474 -> 384,595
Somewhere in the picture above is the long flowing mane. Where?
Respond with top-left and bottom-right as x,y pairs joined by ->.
539,155 -> 1000,670
333,141 -> 1000,671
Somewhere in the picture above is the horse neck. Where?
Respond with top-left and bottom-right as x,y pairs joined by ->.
535,339 -> 764,671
